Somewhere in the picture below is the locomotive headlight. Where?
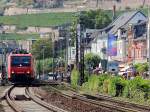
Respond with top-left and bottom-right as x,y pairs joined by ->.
11,71 -> 14,74
27,71 -> 30,74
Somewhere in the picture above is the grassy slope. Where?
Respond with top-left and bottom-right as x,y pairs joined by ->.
0,8 -> 147,27
0,12 -> 76,27
0,8 -> 147,40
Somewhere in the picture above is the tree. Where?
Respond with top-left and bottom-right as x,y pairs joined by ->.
70,9 -> 111,47
79,9 -> 111,29
70,20 -> 77,46
84,53 -> 101,69
134,63 -> 148,75
31,38 -> 53,59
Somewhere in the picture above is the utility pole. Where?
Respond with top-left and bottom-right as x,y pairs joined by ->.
148,6 -> 150,78
76,24 -> 80,68
96,0 -> 99,8
52,32 -> 55,75
65,31 -> 69,76
42,46 -> 45,76
80,30 -> 84,85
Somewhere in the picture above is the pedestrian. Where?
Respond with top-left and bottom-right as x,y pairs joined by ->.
61,73 -> 63,82
67,72 -> 71,83
53,72 -> 55,80
55,72 -> 58,81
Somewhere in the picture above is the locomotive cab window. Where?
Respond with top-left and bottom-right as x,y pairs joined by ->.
11,56 -> 31,67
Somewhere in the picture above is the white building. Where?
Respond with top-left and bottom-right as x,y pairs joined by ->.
68,46 -> 76,65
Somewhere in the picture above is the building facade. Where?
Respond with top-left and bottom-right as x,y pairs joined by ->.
88,11 -> 147,65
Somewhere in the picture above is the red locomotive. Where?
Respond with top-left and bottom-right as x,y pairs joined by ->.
7,51 -> 35,83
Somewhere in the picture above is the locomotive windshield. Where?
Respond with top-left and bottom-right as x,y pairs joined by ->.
11,56 -> 31,67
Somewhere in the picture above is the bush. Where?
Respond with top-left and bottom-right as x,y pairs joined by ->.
84,70 -> 90,82
88,75 -> 99,91
121,77 -> 150,102
98,74 -> 110,87
16,26 -> 28,30
134,63 -> 148,75
71,68 -> 80,89
103,79 -> 109,94
81,74 -> 150,104
84,53 -> 101,69
103,76 -> 126,97
82,74 -> 110,93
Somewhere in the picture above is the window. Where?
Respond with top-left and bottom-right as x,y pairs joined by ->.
11,56 -> 31,67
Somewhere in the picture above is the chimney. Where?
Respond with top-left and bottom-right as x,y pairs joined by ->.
113,5 -> 116,20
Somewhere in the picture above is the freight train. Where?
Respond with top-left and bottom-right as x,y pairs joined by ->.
7,51 -> 35,83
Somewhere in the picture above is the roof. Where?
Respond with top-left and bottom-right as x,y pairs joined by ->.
86,10 -> 147,48
108,10 -> 146,34
9,53 -> 32,56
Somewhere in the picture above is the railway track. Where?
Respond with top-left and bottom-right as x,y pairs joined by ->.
60,83 -> 150,112
4,85 -> 67,112
47,86 -> 136,112
41,84 -> 150,112
83,94 -> 150,112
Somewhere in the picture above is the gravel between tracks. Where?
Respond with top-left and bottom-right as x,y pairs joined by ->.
33,86 -> 120,112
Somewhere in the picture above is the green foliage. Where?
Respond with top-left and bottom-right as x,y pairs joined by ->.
134,63 -> 148,74
95,11 -> 111,29
103,79 -> 109,94
82,75 -> 99,93
71,68 -> 80,88
16,26 -> 28,30
79,9 -> 111,29
87,75 -> 99,91
84,70 -> 89,82
84,53 -> 101,69
98,74 -> 109,85
31,38 -> 52,59
127,77 -> 150,99
122,81 -> 129,98
82,74 -> 109,93
0,12 -> 76,27
81,73 -> 150,104
70,20 -> 77,46
107,76 -> 126,97
36,58 -> 53,75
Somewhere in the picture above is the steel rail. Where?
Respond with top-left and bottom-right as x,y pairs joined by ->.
49,86 -> 138,112
61,82 -> 150,112
84,93 -> 150,112
25,87 -> 68,112
5,86 -> 24,112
